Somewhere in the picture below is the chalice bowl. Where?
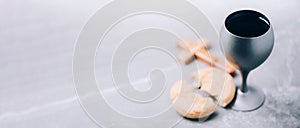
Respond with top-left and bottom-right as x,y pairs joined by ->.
220,10 -> 274,111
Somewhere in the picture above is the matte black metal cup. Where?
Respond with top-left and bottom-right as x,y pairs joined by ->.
220,10 -> 274,111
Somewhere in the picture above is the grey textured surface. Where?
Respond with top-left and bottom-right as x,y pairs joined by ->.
0,0 -> 299,128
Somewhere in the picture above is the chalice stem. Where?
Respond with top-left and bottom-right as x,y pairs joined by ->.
241,71 -> 249,93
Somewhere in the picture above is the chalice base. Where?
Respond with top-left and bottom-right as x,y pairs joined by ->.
230,85 -> 265,112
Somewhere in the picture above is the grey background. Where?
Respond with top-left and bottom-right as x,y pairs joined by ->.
0,0 -> 299,128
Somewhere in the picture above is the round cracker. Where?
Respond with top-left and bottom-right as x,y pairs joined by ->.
170,80 -> 216,119
170,80 -> 194,101
173,93 -> 216,119
198,67 -> 236,107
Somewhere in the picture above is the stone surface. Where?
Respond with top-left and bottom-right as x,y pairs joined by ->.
0,0 -> 299,128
